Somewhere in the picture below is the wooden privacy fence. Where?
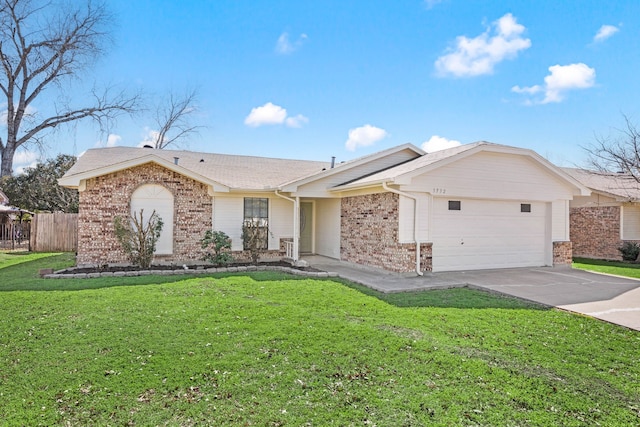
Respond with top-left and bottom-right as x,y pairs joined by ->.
30,213 -> 78,252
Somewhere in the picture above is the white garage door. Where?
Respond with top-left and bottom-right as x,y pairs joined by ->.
431,198 -> 548,272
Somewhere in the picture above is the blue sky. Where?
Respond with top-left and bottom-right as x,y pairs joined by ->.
12,0 -> 640,172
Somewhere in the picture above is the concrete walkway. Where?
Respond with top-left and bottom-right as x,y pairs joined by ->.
303,256 -> 640,331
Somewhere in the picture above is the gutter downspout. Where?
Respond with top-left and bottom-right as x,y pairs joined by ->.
382,182 -> 423,276
275,190 -> 299,263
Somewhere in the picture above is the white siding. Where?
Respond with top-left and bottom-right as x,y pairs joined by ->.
552,199 -> 569,241
398,195 -> 414,243
269,197 -> 294,249
405,152 -> 576,201
315,198 -> 341,258
295,149 -> 420,197
570,193 -> 618,208
213,196 -> 243,251
622,204 -> 640,240
398,193 -> 430,243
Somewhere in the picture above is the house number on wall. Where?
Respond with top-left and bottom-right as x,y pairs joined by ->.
432,188 -> 446,194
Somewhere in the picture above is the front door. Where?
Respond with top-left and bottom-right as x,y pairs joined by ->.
299,202 -> 313,253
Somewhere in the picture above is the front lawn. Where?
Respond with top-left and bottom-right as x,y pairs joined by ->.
573,257 -> 640,279
1,254 -> 639,425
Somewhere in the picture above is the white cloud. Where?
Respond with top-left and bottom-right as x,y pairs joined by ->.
594,24 -> 619,42
421,135 -> 461,153
512,63 -> 596,104
13,150 -> 38,165
12,150 -> 39,175
139,128 -> 161,147
285,114 -> 309,128
345,125 -> 388,151
275,32 -> 308,55
435,13 -> 531,78
244,102 -> 308,128
245,102 -> 287,127
95,133 -> 122,148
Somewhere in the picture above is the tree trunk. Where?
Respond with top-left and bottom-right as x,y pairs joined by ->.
1,144 -> 16,177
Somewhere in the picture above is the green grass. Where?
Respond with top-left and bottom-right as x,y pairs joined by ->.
1,254 -> 639,425
0,252 -> 299,292
573,257 -> 640,279
0,251 -> 65,270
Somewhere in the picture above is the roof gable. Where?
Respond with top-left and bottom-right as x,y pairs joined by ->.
333,142 -> 590,196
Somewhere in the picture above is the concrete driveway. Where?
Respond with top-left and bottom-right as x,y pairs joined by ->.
305,256 -> 640,331
441,267 -> 640,330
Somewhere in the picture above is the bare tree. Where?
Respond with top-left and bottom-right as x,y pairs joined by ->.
584,115 -> 640,182
151,89 -> 202,149
0,0 -> 139,177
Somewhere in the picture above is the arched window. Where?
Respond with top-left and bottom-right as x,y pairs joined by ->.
130,184 -> 174,255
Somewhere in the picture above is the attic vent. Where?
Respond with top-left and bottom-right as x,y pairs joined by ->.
199,159 -> 204,162
173,157 -> 179,165
143,144 -> 153,148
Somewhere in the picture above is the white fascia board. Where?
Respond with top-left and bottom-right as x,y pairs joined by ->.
329,181 -> 387,193
589,188 -> 638,203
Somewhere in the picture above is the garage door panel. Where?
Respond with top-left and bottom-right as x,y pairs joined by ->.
432,198 -> 547,271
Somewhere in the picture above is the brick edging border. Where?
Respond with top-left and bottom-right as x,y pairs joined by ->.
44,265 -> 340,279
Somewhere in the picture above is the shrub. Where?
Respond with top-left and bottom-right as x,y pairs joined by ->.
201,230 -> 233,266
242,219 -> 271,264
113,209 -> 163,269
618,241 -> 640,261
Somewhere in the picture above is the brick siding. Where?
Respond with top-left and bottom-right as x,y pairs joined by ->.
570,206 -> 622,260
77,163 -> 212,266
341,192 -> 432,273
552,241 -> 572,265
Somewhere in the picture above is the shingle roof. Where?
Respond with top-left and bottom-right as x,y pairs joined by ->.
63,147 -> 331,190
562,167 -> 640,201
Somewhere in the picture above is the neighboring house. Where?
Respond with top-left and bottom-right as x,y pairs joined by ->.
563,168 -> 640,260
0,188 -> 8,205
59,142 -> 589,273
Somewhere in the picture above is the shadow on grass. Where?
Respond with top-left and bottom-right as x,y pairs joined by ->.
2,253 -> 548,310
339,279 -> 548,310
0,270 -> 309,293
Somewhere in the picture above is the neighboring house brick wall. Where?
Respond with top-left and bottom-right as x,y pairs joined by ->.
570,206 -> 621,260
552,241 -> 572,266
77,163 -> 212,266
341,192 -> 432,273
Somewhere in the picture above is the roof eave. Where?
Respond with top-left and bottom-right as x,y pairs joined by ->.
330,179 -> 390,193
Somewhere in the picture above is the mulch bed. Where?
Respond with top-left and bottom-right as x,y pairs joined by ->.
58,260 -> 322,274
